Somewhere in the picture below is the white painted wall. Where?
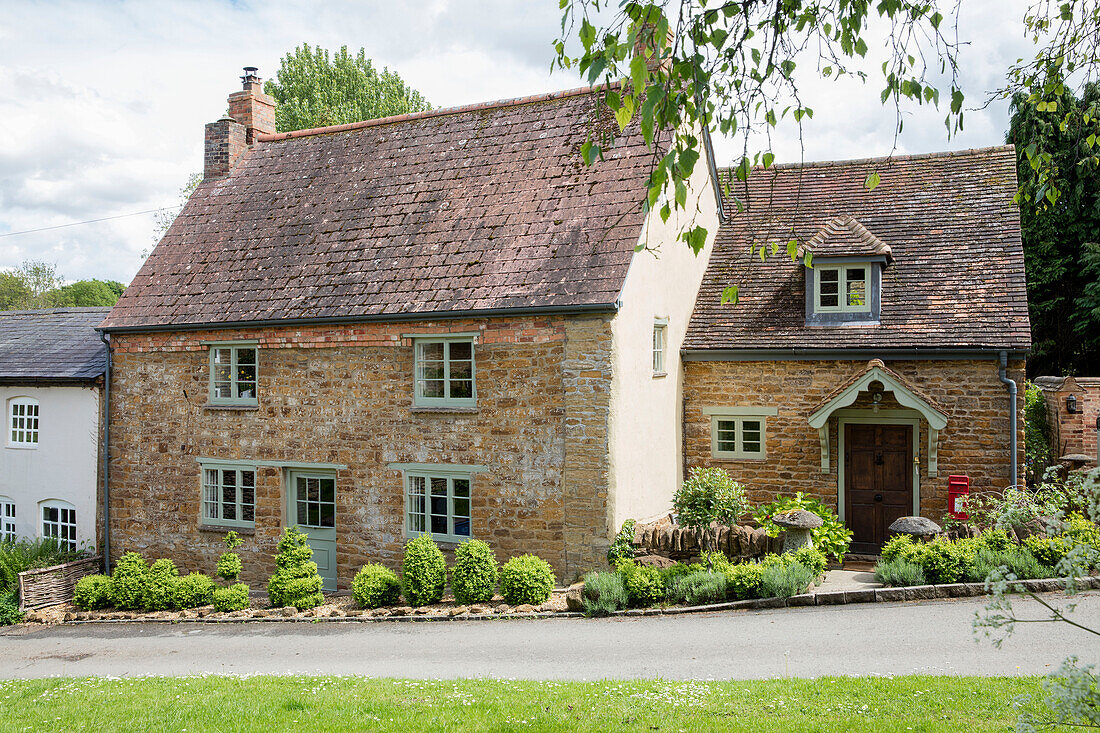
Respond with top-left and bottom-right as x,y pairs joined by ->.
0,385 -> 100,547
607,153 -> 719,529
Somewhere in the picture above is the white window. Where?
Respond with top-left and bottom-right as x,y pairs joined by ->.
711,415 -> 768,459
815,265 -> 870,312
0,497 -> 15,542
40,501 -> 76,551
653,320 -> 668,375
9,397 -> 39,446
414,338 -> 476,408
405,471 -> 472,542
209,345 -> 258,404
201,466 -> 256,528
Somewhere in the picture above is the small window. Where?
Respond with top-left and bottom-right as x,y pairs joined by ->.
652,321 -> 668,375
0,498 -> 15,542
405,472 -> 472,542
815,265 -> 870,313
201,466 -> 256,528
414,338 -> 476,407
294,474 -> 335,528
41,501 -> 76,551
209,345 -> 258,404
711,416 -> 767,459
9,398 -> 39,446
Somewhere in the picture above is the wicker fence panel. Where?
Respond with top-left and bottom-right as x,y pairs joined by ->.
18,556 -> 102,611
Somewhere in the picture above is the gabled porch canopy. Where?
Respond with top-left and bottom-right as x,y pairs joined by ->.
808,359 -> 949,475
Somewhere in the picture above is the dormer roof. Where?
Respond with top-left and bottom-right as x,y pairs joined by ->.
798,215 -> 893,261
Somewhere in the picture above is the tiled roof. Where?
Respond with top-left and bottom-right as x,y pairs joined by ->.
799,215 -> 892,260
0,308 -> 110,381
685,146 -> 1031,351
101,87 -> 655,331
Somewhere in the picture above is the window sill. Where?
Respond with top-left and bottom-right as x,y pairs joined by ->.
410,406 -> 479,415
711,456 -> 768,462
198,523 -> 255,535
652,371 -> 668,379
204,403 -> 260,411
5,444 -> 38,450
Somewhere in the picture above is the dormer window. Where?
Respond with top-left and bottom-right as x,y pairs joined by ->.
815,265 -> 870,313
800,215 -> 890,326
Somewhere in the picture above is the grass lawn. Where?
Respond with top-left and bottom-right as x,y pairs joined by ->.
0,675 -> 1041,732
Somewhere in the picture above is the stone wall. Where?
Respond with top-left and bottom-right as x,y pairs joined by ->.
682,358 -> 1026,522
106,314 -> 614,588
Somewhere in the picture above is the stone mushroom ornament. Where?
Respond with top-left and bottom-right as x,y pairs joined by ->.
772,510 -> 823,553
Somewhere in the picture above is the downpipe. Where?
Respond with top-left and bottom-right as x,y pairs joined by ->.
998,351 -> 1018,488
98,330 -> 112,574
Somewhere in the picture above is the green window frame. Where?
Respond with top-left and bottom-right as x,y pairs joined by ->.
208,344 -> 259,405
404,470 -> 473,543
413,337 -> 476,408
815,265 -> 870,313
201,466 -> 256,529
711,415 -> 767,460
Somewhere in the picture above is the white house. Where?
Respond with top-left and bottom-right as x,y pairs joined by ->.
0,308 -> 108,550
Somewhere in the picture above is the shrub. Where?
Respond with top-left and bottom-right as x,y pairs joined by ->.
755,492 -> 853,562
607,519 -> 636,566
1024,534 -> 1070,568
673,467 -> 749,556
760,561 -> 815,598
352,564 -> 402,609
450,540 -> 498,605
668,571 -> 727,605
173,573 -> 216,609
267,528 -> 325,610
792,546 -> 828,577
1064,513 -> 1100,554
581,571 -> 628,617
500,554 -> 555,606
965,547 -> 1051,583
400,535 -> 447,607
0,537 -> 84,594
617,561 -> 664,607
978,528 -> 1014,553
880,533 -> 916,563
875,557 -> 927,587
217,531 -> 244,583
0,590 -> 21,626
73,574 -> 113,610
212,583 -> 250,612
909,540 -> 966,584
723,562 -> 764,600
659,562 -> 696,595
109,552 -> 150,610
144,558 -> 180,611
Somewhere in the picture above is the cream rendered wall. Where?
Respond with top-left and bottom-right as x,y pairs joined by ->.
0,385 -> 100,547
607,156 -> 719,529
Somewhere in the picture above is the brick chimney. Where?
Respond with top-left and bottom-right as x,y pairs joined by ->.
203,67 -> 276,180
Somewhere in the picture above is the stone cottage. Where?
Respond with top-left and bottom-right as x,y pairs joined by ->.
98,71 -> 722,587
682,148 -> 1030,553
0,308 -> 109,550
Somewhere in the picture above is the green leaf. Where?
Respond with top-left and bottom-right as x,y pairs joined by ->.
803,251 -> 813,268
762,152 -> 775,169
675,180 -> 687,208
682,226 -> 708,254
630,54 -> 647,93
864,172 -> 881,191
786,239 -> 798,259
721,285 -> 739,305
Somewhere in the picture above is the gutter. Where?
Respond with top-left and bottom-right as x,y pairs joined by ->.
98,303 -> 620,335
97,330 -> 112,574
998,351 -> 1019,488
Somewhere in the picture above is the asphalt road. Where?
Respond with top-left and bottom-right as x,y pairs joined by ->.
3,594 -> 1097,680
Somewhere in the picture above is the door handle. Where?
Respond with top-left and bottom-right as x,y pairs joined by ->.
874,493 -> 883,502
875,453 -> 884,465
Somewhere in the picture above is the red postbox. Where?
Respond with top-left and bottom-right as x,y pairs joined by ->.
947,475 -> 970,520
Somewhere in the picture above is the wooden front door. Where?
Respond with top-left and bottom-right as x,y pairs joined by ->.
844,424 -> 913,554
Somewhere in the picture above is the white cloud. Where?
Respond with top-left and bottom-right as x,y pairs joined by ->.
0,0 -> 1038,283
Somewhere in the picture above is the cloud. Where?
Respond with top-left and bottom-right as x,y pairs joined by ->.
0,0 -> 1039,284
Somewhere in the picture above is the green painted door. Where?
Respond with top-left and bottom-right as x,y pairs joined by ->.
288,472 -> 337,591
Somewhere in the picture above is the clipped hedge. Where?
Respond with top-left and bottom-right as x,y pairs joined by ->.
212,583 -> 250,612
499,555 -> 555,606
401,535 -> 447,607
450,540 -> 498,605
352,564 -> 402,609
616,560 -> 664,608
73,574 -> 113,611
109,552 -> 150,610
144,558 -> 180,611
173,573 -> 216,609
267,528 -> 324,611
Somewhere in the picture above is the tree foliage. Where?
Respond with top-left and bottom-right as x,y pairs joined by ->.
0,260 -> 123,310
264,44 -> 431,133
1008,82 -> 1100,376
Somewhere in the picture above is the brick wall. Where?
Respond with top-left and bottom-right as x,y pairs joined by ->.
682,358 -> 1026,521
106,314 -> 614,588
1041,377 -> 1100,462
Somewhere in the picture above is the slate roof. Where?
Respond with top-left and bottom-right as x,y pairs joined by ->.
101,87 -> 655,331
684,146 -> 1031,351
0,308 -> 110,381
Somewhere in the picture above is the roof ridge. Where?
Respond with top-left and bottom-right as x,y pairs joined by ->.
257,84 -> 608,143
0,307 -> 113,315
717,144 -> 1016,174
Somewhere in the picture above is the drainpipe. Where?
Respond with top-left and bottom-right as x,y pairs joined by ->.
998,351 -> 1018,488
98,330 -> 112,574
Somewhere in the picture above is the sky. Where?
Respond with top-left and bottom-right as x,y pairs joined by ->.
0,0 -> 1037,285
